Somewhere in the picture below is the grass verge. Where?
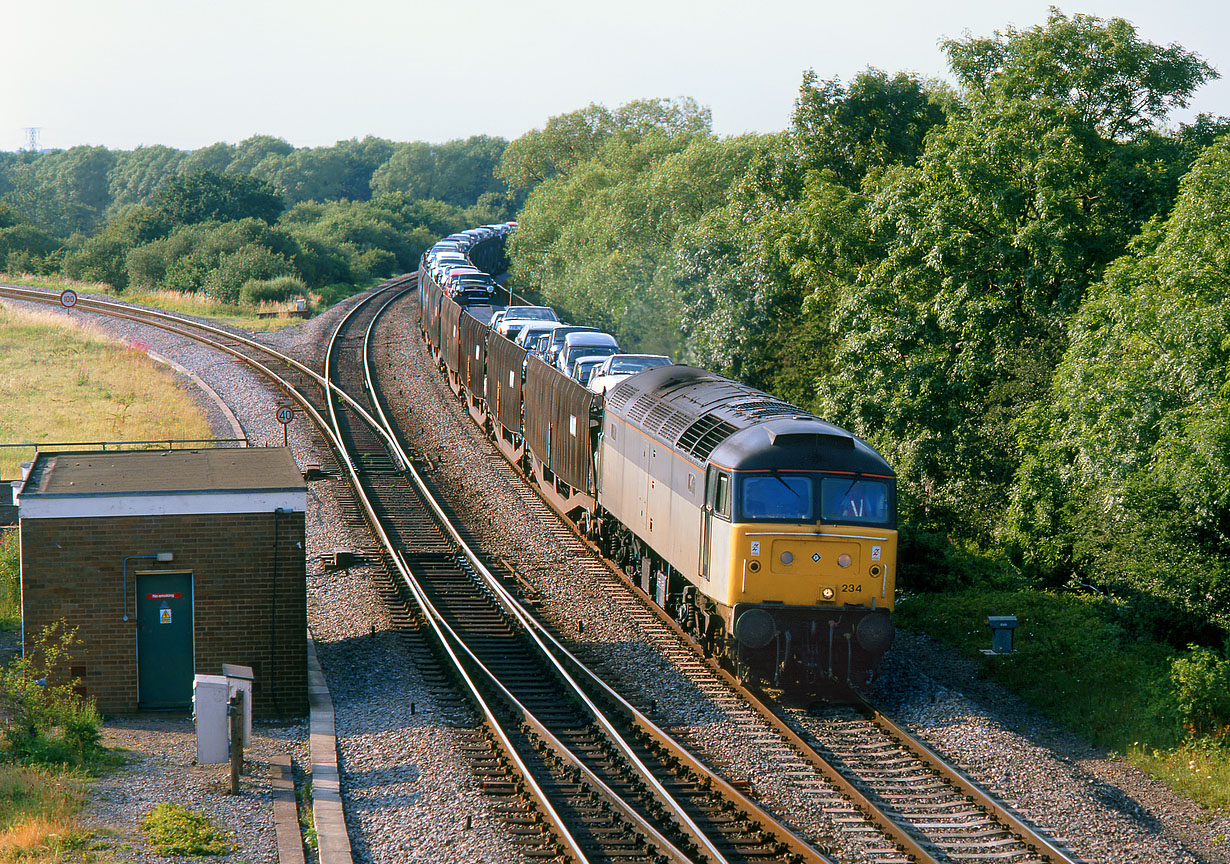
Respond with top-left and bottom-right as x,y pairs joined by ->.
0,763 -> 90,862
0,302 -> 214,480
895,588 -> 1230,811
117,288 -> 315,332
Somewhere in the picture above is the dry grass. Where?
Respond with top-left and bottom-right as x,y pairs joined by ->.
0,764 -> 88,861
0,302 -> 214,480
0,273 -> 110,295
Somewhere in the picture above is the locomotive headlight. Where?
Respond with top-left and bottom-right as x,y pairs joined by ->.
780,551 -> 794,565
838,554 -> 852,568
821,587 -> 836,600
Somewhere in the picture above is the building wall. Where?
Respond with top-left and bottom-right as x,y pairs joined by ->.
19,510 -> 307,717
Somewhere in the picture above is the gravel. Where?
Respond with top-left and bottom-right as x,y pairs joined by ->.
370,291 -> 1230,864
9,285 -> 1229,864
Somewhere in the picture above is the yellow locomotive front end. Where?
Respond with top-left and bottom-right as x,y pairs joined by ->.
704,465 -> 898,687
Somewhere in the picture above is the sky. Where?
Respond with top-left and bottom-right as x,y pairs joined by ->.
5,0 -> 1230,153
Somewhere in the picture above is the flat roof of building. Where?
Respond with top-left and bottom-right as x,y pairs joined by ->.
20,448 -> 305,499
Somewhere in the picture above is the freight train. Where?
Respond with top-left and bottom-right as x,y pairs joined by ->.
414,228 -> 898,689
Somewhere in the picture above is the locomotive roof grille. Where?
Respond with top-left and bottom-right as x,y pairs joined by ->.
626,393 -> 655,425
766,430 -> 855,450
644,401 -> 677,429
605,381 -> 638,412
723,398 -> 800,421
678,414 -> 739,462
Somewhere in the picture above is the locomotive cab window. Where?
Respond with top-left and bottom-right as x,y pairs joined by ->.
739,474 -> 814,522
707,467 -> 733,520
820,477 -> 891,525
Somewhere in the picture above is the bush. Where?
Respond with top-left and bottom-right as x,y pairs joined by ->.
239,275 -> 306,305
142,802 -> 235,856
1169,646 -> 1230,743
0,623 -> 104,767
0,528 -> 20,630
204,244 -> 292,303
897,525 -> 1023,592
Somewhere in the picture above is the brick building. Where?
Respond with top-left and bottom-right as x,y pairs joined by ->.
15,448 -> 307,717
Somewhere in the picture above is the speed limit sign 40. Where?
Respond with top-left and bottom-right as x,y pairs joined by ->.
275,405 -> 294,425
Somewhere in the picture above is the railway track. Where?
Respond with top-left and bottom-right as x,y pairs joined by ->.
378,287 -> 1087,864
2,281 -> 1084,863
331,281 -> 845,864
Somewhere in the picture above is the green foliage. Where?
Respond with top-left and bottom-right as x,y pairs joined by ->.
1007,138 -> 1230,628
895,589 -> 1180,749
1,146 -> 116,236
151,170 -> 285,226
1169,646 -> 1230,743
497,97 -> 711,192
506,98 -> 754,355
943,8 -> 1218,140
1,130 -> 513,301
251,136 -> 396,205
62,206 -> 168,290
106,145 -> 188,216
240,275 -> 307,305
792,68 -> 949,188
141,802 -> 235,856
126,218 -> 298,298
0,528 -> 19,631
370,135 -> 508,207
0,623 -> 104,768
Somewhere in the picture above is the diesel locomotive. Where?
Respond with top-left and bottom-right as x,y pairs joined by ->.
415,232 -> 897,688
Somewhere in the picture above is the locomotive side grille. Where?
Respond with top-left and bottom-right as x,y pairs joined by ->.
678,414 -> 738,462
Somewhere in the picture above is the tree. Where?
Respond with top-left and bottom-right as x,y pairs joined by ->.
226,135 -> 294,175
674,69 -> 947,404
1006,138 -> 1230,629
1,146 -> 116,236
250,137 -> 396,205
370,136 -> 508,207
505,103 -> 749,356
792,68 -> 949,188
944,8 -> 1217,140
107,146 -> 187,215
179,142 -> 235,175
151,171 -> 284,226
816,95 -> 1132,537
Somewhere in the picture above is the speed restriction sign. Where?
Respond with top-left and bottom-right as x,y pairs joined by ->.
275,405 -> 294,425
60,289 -> 78,309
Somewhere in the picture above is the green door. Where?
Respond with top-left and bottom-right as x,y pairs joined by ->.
137,572 -> 194,709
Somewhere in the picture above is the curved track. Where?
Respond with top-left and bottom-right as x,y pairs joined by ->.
1,281 -> 1085,863
391,281 -> 1087,864
332,282 -> 839,864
